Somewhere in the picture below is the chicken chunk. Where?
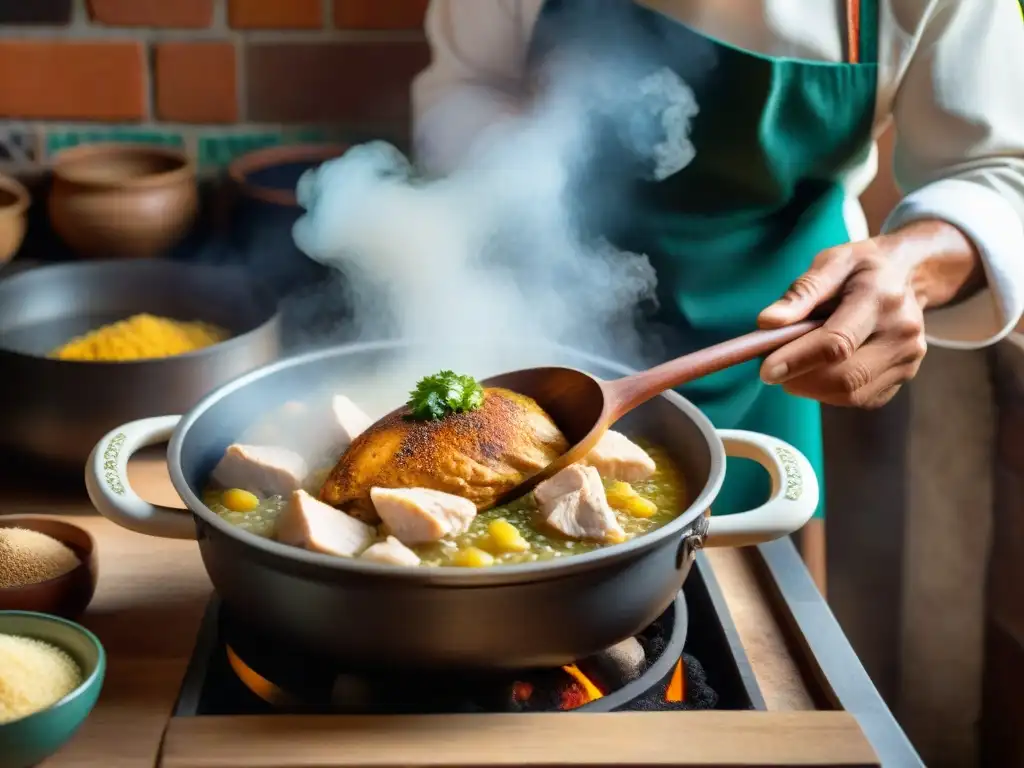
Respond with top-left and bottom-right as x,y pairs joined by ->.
322,387 -> 568,521
212,444 -> 308,496
359,535 -> 421,566
277,490 -> 376,557
331,394 -> 372,450
370,487 -> 477,546
584,430 -> 656,483
534,464 -> 626,543
237,401 -> 308,452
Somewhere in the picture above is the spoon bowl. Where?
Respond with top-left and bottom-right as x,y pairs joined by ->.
483,319 -> 821,503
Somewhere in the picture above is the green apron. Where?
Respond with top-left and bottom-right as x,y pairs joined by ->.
527,0 -> 880,519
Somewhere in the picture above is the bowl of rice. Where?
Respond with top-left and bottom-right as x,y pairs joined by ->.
0,518 -> 98,619
0,611 -> 105,768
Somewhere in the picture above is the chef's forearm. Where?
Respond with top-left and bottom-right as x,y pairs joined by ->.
884,219 -> 985,310
878,175 -> 1024,347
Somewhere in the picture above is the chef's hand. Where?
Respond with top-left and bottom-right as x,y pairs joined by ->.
756,220 -> 985,408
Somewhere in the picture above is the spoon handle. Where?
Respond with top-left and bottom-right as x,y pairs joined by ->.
606,320 -> 823,420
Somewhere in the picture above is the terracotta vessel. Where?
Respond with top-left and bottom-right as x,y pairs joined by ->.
0,172 -> 30,265
0,516 -> 98,620
223,142 -> 349,304
227,142 -> 348,207
48,143 -> 198,258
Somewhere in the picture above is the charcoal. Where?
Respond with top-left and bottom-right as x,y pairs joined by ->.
577,637 -> 647,690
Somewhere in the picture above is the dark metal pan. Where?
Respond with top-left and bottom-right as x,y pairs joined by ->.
0,259 -> 281,468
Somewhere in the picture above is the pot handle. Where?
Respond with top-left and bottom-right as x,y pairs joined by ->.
84,416 -> 197,540
703,429 -> 820,548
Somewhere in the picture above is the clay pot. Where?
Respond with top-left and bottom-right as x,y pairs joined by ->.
0,172 -> 30,265
48,143 -> 198,258
224,143 -> 348,296
227,142 -> 348,207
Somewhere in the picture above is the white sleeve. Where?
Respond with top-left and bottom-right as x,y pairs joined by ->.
883,0 -> 1024,349
411,0 -> 536,175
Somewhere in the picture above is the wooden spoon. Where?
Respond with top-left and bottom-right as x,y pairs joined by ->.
482,319 -> 822,504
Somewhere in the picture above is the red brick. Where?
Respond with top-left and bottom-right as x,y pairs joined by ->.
228,0 -> 322,29
88,0 -> 213,27
155,42 -> 238,124
333,0 -> 428,29
246,41 -> 430,123
0,41 -> 145,121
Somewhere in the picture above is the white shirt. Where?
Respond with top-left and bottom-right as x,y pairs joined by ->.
411,0 -> 1024,349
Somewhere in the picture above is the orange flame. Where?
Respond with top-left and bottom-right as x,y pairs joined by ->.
226,645 -> 299,707
512,681 -> 534,703
665,659 -> 685,702
561,664 -> 604,707
227,643 -> 609,713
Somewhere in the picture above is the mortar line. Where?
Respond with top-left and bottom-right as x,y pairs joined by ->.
210,0 -> 228,31
70,0 -> 89,30
0,26 -> 422,43
7,120 -> 389,133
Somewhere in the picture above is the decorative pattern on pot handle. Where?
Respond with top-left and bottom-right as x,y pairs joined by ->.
84,416 -> 196,540
703,429 -> 819,548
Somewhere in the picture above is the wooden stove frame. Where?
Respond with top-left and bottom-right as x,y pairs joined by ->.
159,540 -> 920,768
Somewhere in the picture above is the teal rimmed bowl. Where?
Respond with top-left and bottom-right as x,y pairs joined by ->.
0,612 -> 105,768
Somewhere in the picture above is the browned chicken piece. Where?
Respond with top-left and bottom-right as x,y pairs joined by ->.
320,387 -> 568,522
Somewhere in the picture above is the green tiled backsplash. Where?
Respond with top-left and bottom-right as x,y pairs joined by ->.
197,129 -> 336,168
38,126 -> 352,170
47,129 -> 186,155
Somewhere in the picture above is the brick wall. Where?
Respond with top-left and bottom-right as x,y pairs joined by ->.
0,0 -> 430,173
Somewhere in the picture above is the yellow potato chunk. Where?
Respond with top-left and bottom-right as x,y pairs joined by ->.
606,481 -> 657,518
486,519 -> 530,553
606,481 -> 634,508
452,547 -> 495,568
222,488 -> 260,513
621,495 -> 657,518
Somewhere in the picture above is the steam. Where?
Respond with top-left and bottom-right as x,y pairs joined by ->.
292,48 -> 703,402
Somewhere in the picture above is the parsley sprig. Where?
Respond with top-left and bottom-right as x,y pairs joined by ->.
406,370 -> 485,421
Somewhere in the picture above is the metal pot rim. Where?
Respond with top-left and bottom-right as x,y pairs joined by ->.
167,339 -> 728,584
0,260 -> 281,366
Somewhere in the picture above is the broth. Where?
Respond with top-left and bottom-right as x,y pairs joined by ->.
203,442 -> 688,567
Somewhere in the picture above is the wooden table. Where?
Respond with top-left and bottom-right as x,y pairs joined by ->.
2,453 -> 879,767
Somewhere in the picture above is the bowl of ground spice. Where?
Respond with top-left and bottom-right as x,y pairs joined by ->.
0,611 -> 105,768
0,518 -> 97,619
